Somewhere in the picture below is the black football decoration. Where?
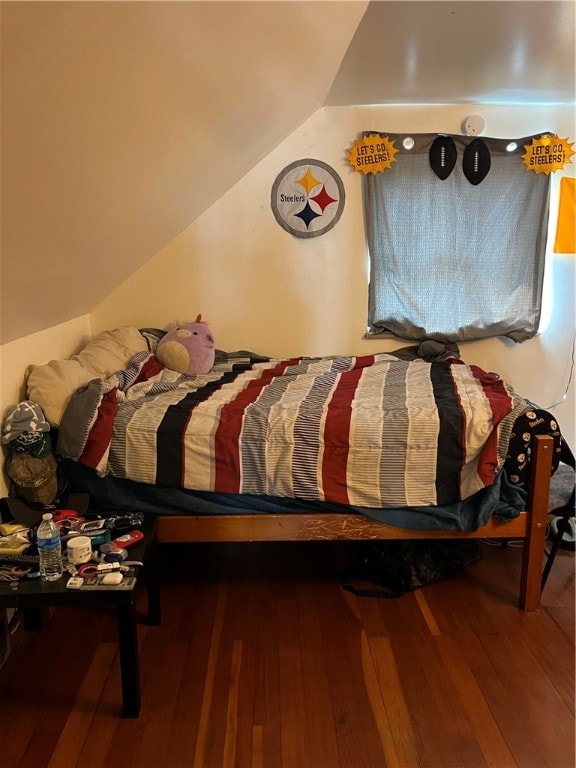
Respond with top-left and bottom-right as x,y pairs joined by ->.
429,135 -> 457,180
463,138 -> 491,185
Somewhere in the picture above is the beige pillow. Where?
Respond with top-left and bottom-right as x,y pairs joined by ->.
26,327 -> 148,427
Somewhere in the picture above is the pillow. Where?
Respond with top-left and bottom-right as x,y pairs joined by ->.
26,327 -> 149,427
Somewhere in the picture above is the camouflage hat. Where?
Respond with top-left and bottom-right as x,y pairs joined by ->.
5,452 -> 58,506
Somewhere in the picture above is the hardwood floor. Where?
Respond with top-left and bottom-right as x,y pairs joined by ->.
0,539 -> 573,768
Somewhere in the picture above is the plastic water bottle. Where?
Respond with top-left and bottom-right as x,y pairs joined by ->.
36,512 -> 63,581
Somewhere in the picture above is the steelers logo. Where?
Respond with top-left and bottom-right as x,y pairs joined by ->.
271,159 -> 345,238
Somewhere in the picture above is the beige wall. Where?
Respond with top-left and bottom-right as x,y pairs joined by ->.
92,104 -> 575,448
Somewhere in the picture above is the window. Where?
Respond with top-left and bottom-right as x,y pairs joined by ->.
365,132 -> 551,343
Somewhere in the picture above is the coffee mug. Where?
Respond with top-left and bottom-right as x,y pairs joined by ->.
67,535 -> 92,565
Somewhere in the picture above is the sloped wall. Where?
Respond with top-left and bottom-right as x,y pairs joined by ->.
0,1 -> 368,345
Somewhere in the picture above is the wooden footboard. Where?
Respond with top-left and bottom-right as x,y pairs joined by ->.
156,434 -> 554,611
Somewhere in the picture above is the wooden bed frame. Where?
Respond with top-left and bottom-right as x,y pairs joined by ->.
156,434 -> 554,612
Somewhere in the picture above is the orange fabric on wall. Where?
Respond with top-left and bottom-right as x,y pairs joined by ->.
554,176 -> 575,253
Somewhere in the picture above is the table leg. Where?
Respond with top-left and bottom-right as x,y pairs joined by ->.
146,578 -> 161,627
23,606 -> 42,631
117,602 -> 140,717
143,535 -> 161,626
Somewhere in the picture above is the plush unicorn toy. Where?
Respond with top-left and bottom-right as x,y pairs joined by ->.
155,314 -> 215,376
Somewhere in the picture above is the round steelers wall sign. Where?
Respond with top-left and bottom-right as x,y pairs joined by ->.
271,159 -> 345,238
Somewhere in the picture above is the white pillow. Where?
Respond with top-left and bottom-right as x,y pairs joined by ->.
26,327 -> 148,427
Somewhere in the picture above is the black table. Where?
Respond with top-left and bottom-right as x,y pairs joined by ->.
0,514 -> 161,717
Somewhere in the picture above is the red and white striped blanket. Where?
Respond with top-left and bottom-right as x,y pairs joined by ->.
57,352 -> 530,508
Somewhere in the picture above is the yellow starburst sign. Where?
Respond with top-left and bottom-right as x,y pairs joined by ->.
522,134 -> 575,174
348,134 -> 398,175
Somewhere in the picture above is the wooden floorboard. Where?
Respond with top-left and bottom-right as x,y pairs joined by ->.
0,539 -> 573,768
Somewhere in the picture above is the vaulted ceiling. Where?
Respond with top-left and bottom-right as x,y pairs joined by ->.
1,1 -> 574,345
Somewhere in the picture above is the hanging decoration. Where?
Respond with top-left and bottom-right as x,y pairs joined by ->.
270,159 -> 345,238
522,135 -> 575,174
347,134 -> 398,175
429,135 -> 457,180
462,138 -> 492,186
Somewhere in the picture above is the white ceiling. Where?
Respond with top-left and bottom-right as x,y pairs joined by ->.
327,1 -> 575,106
1,1 -> 574,345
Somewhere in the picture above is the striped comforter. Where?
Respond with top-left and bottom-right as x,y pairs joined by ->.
58,352 -> 531,508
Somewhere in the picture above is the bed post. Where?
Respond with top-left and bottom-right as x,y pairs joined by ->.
519,434 -> 554,611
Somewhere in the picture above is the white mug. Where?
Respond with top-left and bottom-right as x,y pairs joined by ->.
67,535 -> 92,565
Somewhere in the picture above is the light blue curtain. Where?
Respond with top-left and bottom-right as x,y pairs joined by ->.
365,132 -> 551,342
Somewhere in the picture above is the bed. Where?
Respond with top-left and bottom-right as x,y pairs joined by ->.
25,327 -> 565,611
